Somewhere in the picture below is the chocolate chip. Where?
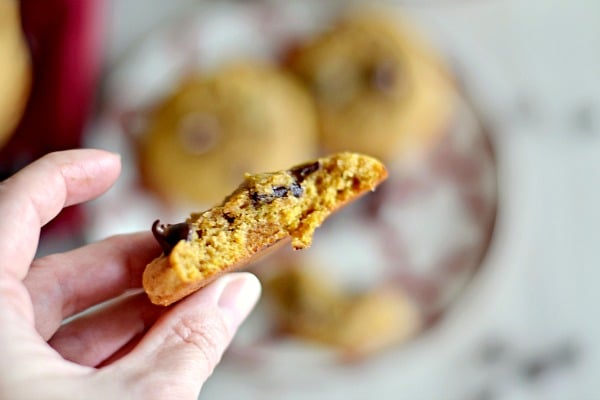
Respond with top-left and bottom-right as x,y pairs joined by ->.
223,213 -> 236,224
273,186 -> 289,198
251,182 -> 304,205
152,220 -> 192,255
289,161 -> 320,183
250,192 -> 270,204
290,181 -> 303,198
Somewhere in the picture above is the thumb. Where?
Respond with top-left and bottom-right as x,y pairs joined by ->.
107,273 -> 261,399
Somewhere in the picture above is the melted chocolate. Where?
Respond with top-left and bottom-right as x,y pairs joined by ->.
289,161 -> 320,183
152,220 -> 192,254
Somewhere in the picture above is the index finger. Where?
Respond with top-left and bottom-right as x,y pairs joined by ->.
0,149 -> 121,280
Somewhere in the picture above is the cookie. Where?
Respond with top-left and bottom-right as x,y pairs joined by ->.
143,152 -> 388,306
137,62 -> 318,206
0,0 -> 31,149
264,266 -> 421,357
288,11 -> 455,161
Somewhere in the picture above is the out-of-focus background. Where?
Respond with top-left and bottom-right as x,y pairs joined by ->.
2,0 -> 599,399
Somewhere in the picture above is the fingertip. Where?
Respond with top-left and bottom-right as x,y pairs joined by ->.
45,150 -> 119,206
96,149 -> 122,168
102,273 -> 262,396
97,149 -> 122,170
214,272 -> 262,333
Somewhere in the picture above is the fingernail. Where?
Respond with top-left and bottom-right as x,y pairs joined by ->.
216,273 -> 261,331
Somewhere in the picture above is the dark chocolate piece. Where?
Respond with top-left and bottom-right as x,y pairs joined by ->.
251,182 -> 304,205
290,181 -> 303,198
272,186 -> 289,198
223,213 -> 236,224
289,161 -> 320,183
152,220 -> 192,254
250,190 -> 273,204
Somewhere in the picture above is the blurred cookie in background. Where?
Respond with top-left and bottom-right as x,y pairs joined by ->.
1,0 -> 103,245
0,0 -> 30,150
288,11 -> 456,163
136,62 -> 319,206
262,264 -> 422,359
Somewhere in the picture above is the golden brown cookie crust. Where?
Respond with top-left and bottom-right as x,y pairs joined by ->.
143,152 -> 387,306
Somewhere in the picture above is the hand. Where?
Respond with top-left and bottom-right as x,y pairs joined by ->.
0,149 -> 261,399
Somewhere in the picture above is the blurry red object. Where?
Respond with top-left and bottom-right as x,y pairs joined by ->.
0,0 -> 105,234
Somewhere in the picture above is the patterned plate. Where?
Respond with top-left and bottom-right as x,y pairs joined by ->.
86,1 -> 498,398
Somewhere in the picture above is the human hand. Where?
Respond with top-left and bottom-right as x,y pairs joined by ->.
0,149 -> 261,399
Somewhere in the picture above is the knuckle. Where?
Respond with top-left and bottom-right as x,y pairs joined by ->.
168,311 -> 230,369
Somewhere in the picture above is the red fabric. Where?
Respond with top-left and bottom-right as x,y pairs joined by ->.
0,0 -> 105,234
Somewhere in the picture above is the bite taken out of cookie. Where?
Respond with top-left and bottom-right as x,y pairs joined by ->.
142,152 -> 388,306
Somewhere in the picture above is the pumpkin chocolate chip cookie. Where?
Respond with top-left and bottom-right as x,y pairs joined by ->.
288,12 -> 455,161
143,152 -> 387,306
137,62 -> 318,206
264,265 -> 422,358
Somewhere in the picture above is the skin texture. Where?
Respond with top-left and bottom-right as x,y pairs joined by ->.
0,149 -> 261,399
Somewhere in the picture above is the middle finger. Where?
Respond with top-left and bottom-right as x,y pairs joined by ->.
25,231 -> 161,340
